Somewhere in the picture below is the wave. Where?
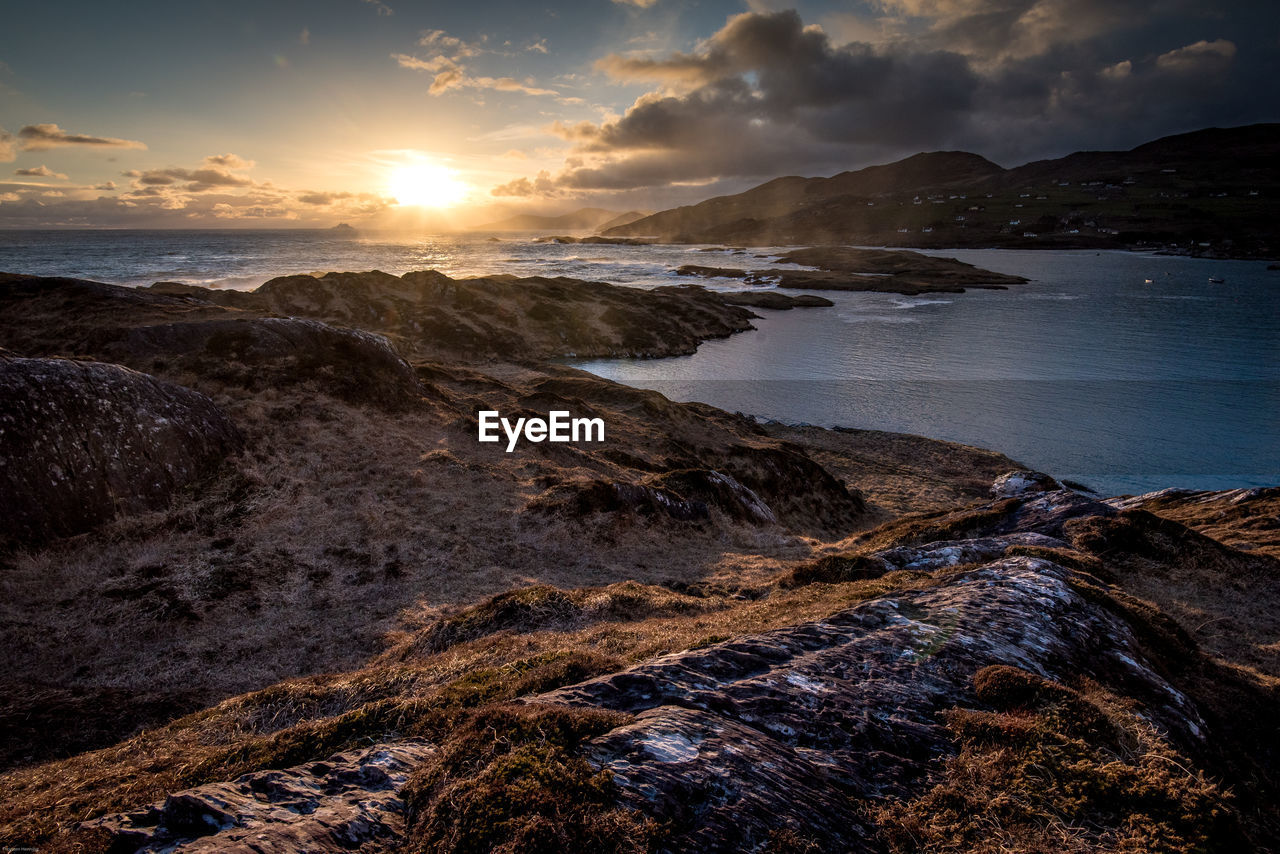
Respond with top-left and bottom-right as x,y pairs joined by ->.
889,297 -> 953,309
837,312 -> 921,324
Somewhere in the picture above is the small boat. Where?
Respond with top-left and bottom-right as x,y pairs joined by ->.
1208,276 -> 1226,284
1144,278 -> 1154,284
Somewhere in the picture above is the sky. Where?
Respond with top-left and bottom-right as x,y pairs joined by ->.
1,0 -> 1276,228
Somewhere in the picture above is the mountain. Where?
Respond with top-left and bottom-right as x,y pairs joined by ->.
595,209 -> 649,231
472,207 -> 633,232
604,124 -> 1280,257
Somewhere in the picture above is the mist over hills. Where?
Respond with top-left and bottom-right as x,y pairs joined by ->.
472,207 -> 647,232
604,124 -> 1279,257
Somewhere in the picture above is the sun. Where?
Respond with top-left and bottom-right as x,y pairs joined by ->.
387,162 -> 468,208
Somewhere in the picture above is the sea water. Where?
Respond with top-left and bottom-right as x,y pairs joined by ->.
1,229 -> 1275,495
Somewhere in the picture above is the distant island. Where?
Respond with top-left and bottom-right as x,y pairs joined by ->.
603,124 -> 1279,259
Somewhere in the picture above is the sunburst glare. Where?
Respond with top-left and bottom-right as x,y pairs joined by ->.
387,162 -> 468,208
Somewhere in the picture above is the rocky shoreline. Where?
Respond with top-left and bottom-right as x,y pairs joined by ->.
1,269 -> 1276,852
676,245 -> 1027,296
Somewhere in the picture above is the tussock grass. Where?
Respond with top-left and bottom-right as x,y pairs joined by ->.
402,704 -> 656,854
875,667 -> 1244,853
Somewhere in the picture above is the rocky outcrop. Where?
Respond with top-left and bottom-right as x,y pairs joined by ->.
157,271 -> 758,361
529,469 -> 780,526
675,252 -> 1026,296
991,469 -> 1063,497
537,556 -> 1204,851
105,317 -> 423,409
532,235 -> 652,245
84,741 -> 436,853
529,451 -> 865,534
715,290 -> 834,309
77,476 -> 1275,852
1107,485 -> 1280,559
0,355 -> 241,546
2,271 -> 761,365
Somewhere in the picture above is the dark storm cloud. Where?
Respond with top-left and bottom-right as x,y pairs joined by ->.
885,0 -> 1159,60
499,5 -> 1278,197
522,10 -> 986,192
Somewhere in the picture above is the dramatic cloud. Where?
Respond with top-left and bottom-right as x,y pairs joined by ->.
868,0 -> 1153,61
1100,59 -> 1132,80
1156,39 -> 1237,74
16,123 -> 147,152
14,165 -> 68,179
394,39 -> 558,97
126,160 -> 254,192
491,170 -> 559,197
0,151 -> 394,227
494,7 -> 1277,198
497,11 -> 981,193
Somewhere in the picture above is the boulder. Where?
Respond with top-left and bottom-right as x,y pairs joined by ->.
0,355 -> 242,546
991,469 -> 1062,497
106,317 -> 423,408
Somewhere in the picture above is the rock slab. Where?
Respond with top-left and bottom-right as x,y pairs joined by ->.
0,355 -> 242,546
85,741 -> 435,853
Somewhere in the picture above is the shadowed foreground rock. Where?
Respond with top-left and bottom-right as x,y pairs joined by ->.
105,317 -> 423,409
0,354 -> 242,546
85,742 -> 435,853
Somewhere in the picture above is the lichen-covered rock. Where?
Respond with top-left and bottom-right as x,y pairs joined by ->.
538,556 -> 1207,852
0,355 -> 241,546
84,741 -> 435,853
872,530 -> 1067,571
991,469 -> 1062,497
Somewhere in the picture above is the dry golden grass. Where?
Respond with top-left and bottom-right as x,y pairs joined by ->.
875,667 -> 1245,853
1124,489 -> 1280,561
0,570 -> 939,848
5,505 -> 1280,851
1063,510 -> 1280,680
0,369 -> 833,767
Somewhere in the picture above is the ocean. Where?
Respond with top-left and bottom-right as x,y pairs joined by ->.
2,228 -> 1276,495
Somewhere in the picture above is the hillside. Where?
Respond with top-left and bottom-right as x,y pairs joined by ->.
1,271 -> 1278,851
605,124 -> 1280,258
